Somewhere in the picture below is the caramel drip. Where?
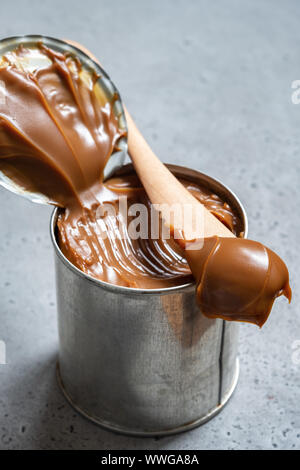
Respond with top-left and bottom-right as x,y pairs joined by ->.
185,237 -> 291,327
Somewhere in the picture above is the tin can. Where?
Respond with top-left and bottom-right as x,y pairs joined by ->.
51,164 -> 248,436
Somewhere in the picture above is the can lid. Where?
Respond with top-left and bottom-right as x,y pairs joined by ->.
0,35 -> 127,206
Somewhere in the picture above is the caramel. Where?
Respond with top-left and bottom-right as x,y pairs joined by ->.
186,237 -> 291,327
0,44 -> 123,209
0,43 -> 291,327
57,171 -> 240,288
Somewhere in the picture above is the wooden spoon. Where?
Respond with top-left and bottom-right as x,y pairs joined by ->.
66,40 -> 234,242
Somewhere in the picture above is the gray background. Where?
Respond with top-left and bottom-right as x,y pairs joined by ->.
0,0 -> 299,450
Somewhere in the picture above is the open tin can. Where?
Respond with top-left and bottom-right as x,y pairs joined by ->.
0,34 -> 248,436
51,164 -> 248,437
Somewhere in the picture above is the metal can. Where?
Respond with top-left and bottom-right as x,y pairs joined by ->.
51,164 -> 248,436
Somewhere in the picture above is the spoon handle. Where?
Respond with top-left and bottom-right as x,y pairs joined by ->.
66,40 -> 234,240
125,109 -> 234,239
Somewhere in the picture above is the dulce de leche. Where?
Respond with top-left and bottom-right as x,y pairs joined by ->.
0,43 -> 291,327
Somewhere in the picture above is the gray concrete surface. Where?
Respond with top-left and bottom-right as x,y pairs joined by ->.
0,0 -> 299,450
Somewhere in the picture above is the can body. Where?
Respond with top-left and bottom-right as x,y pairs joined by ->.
52,166 -> 247,436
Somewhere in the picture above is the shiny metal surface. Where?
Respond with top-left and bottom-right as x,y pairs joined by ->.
51,166 -> 248,436
0,35 -> 127,206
